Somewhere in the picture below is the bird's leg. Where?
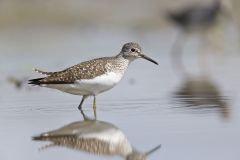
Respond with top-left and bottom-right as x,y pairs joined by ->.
93,96 -> 97,119
199,34 -> 210,74
171,31 -> 188,76
78,96 -> 87,110
80,108 -> 86,119
79,108 -> 91,121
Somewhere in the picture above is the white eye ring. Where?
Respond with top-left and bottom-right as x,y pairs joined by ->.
131,48 -> 136,52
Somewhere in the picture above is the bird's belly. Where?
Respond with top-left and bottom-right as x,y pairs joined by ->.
47,72 -> 123,95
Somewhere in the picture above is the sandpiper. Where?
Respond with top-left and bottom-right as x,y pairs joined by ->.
166,0 -> 222,31
165,0 -> 232,73
29,42 -> 158,115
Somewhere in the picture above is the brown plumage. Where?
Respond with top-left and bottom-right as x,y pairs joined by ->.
29,57 -> 128,85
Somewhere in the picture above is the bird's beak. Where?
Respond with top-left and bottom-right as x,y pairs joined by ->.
141,54 -> 159,65
145,145 -> 161,156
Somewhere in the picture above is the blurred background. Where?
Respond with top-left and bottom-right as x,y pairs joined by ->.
0,0 -> 240,160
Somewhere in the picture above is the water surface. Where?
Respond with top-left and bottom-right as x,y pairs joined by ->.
0,28 -> 240,160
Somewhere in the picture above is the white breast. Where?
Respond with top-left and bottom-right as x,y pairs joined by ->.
46,72 -> 124,96
78,71 -> 124,94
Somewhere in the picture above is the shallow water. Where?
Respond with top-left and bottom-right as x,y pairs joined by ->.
0,27 -> 240,160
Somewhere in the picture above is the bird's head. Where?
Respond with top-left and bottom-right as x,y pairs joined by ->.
119,42 -> 158,65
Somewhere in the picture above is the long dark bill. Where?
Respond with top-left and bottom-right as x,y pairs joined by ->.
145,144 -> 161,156
141,54 -> 159,65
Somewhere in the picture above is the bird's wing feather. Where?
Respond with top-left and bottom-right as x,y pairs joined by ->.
30,57 -> 111,85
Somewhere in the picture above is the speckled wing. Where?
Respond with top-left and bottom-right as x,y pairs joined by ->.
29,57 -> 111,85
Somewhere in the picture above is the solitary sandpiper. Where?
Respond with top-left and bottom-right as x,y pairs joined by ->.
29,42 -> 158,115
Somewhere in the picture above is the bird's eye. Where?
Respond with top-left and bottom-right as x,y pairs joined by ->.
131,48 -> 136,52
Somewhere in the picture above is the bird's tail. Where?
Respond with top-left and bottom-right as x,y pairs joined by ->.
29,68 -> 54,85
28,78 -> 44,85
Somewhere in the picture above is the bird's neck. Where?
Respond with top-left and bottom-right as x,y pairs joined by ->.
115,54 -> 135,64
107,56 -> 130,74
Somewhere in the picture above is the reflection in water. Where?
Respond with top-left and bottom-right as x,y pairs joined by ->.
172,76 -> 230,119
32,110 -> 160,160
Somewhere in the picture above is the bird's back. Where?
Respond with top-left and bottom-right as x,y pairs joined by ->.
29,56 -> 128,85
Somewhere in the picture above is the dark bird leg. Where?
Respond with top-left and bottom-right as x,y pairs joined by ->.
78,95 -> 88,110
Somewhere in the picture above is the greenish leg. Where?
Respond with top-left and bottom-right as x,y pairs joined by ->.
93,96 -> 97,119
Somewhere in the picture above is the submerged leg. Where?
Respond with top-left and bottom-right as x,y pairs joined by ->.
93,96 -> 97,119
78,96 -> 87,110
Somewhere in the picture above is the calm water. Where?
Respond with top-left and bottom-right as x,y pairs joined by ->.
0,27 -> 240,160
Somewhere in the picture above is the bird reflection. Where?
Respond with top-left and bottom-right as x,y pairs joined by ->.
172,75 -> 230,119
32,109 -> 160,160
